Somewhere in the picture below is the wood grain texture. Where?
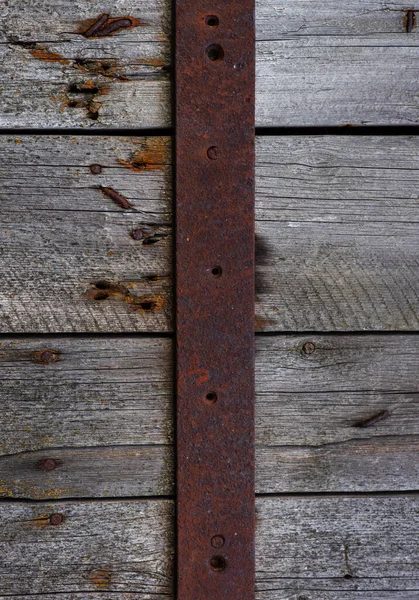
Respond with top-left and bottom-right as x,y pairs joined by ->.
255,135 -> 419,331
1,0 -> 419,127
1,496 -> 419,598
1,335 -> 419,497
2,135 -> 419,332
0,0 -> 171,128
0,136 -> 172,332
256,495 -> 419,599
0,499 -> 174,598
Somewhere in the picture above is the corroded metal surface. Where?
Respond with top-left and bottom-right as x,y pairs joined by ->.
175,2 -> 255,599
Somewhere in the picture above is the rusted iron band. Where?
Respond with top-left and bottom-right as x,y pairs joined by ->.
175,2 -> 255,599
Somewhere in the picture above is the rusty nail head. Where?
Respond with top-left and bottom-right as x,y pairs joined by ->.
302,341 -> 316,355
40,350 -> 57,364
131,228 -> 148,240
43,458 -> 57,471
50,513 -> 64,526
90,164 -> 102,174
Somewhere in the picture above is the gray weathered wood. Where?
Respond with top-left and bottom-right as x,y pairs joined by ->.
256,135 -> 419,331
2,135 -> 419,332
1,496 -> 419,598
0,499 -> 174,598
1,0 -> 419,127
0,136 -> 172,332
2,335 -> 419,497
256,495 -> 419,599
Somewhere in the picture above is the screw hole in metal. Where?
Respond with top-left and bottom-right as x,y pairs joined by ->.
212,266 -> 222,278
205,15 -> 219,27
205,392 -> 218,405
207,146 -> 221,160
210,555 -> 227,572
207,44 -> 224,61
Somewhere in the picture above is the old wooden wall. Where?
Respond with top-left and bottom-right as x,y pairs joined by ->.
1,1 -> 419,599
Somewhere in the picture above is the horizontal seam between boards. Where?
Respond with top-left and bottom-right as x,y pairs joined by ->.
2,126 -> 419,137
0,495 -> 174,504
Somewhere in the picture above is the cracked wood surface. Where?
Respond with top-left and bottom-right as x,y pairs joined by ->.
1,0 -> 419,127
1,496 -> 419,598
1,135 -> 419,332
1,335 -> 419,498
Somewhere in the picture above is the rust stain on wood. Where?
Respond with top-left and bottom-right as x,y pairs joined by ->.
87,281 -> 166,314
80,14 -> 144,38
74,58 -> 129,81
30,45 -> 70,64
89,568 -> 113,588
137,56 -> 167,68
254,314 -> 275,331
54,81 -> 109,121
130,228 -> 148,240
119,137 -> 168,172
33,350 -> 61,365
26,515 -> 51,528
128,295 -> 165,313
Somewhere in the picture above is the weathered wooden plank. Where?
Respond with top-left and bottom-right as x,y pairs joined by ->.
256,135 -> 419,331
1,1 -> 419,127
0,499 -> 174,598
2,135 -> 419,332
0,0 -> 171,128
0,136 -> 172,332
1,496 -> 419,598
1,335 -> 419,497
256,495 -> 419,599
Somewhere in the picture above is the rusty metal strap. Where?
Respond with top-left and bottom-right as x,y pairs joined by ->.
175,2 -> 255,599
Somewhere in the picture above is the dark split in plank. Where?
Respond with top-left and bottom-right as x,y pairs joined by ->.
1,135 -> 419,332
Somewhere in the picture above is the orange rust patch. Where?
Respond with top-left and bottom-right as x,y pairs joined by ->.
89,568 -> 112,588
26,515 -> 50,528
32,349 -> 61,364
68,82 -> 109,95
254,314 -> 275,332
87,282 -> 166,314
137,56 -> 166,68
30,46 -> 70,65
59,82 -> 109,121
119,137 -> 168,172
